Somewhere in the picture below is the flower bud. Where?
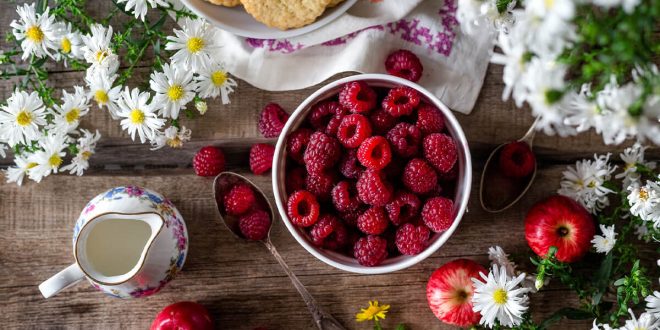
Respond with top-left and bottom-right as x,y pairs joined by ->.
195,100 -> 208,115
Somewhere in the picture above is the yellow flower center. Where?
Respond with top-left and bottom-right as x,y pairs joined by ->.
544,0 -> 555,8
129,109 -> 145,124
167,136 -> 183,148
61,37 -> 71,54
587,181 -> 596,188
16,110 -> 33,126
26,162 -> 38,169
81,151 -> 92,160
166,85 -> 184,101
639,188 -> 649,201
186,37 -> 204,53
95,50 -> 108,62
94,90 -> 109,104
48,154 -> 62,168
26,25 -> 44,42
493,288 -> 508,305
65,108 -> 80,123
211,70 -> 227,87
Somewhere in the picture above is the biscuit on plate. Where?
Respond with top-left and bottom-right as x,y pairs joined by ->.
327,0 -> 345,8
241,0 -> 332,30
204,0 -> 241,7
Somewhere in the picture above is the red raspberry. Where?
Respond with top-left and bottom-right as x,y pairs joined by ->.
339,81 -> 377,114
385,191 -> 421,226
437,164 -> 458,182
382,86 -> 420,117
369,108 -> 397,135
286,167 -> 306,194
249,143 -> 275,175
353,235 -> 388,267
305,170 -> 337,200
337,114 -> 372,148
357,206 -> 389,235
286,128 -> 313,164
403,158 -> 438,194
310,214 -> 347,250
304,132 -> 341,174
223,182 -> 256,216
499,141 -> 536,178
192,146 -> 225,177
339,149 -> 363,179
421,197 -> 454,233
356,169 -> 393,206
308,101 -> 345,131
238,209 -> 271,241
395,223 -> 430,255
416,103 -> 445,135
385,49 -> 423,82
386,123 -> 422,158
331,180 -> 360,213
357,136 -> 392,170
340,209 -> 362,227
423,133 -> 458,174
258,103 -> 290,138
287,190 -> 320,227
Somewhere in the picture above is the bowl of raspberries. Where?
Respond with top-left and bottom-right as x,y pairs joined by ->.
272,73 -> 472,274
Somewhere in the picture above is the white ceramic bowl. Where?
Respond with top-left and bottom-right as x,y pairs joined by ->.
179,0 -> 358,39
272,74 -> 472,274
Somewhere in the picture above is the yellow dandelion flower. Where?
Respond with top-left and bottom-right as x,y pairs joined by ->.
356,300 -> 390,322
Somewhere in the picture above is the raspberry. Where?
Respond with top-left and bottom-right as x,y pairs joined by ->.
331,180 -> 360,213
356,169 -> 393,206
249,143 -> 275,175
357,206 -> 389,235
224,182 -> 256,216
416,103 -> 445,135
369,108 -> 397,135
287,190 -> 320,227
385,191 -> 421,226
357,136 -> 392,170
286,167 -> 306,194
353,235 -> 388,267
340,209 -> 362,227
395,223 -> 430,255
304,132 -> 341,174
386,123 -> 422,158
238,209 -> 271,241
192,146 -> 225,177
421,197 -> 454,233
385,49 -> 423,82
339,81 -> 377,114
403,158 -> 438,194
308,100 -> 345,131
423,133 -> 458,174
305,170 -> 337,200
337,114 -> 372,148
310,214 -> 347,250
499,141 -> 536,178
258,103 -> 290,138
325,114 -> 344,136
437,164 -> 458,182
382,86 -> 420,117
286,128 -> 313,164
339,149 -> 363,179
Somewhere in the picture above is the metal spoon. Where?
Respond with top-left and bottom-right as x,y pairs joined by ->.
479,117 -> 540,213
213,172 -> 346,330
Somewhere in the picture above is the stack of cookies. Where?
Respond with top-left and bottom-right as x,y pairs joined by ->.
205,0 -> 346,30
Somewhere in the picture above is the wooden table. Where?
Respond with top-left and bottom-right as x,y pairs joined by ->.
1,4 -> 657,330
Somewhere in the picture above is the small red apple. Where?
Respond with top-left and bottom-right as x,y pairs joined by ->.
150,301 -> 213,330
525,195 -> 595,263
426,259 -> 487,327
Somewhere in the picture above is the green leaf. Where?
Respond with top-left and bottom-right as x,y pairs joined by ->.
395,324 -> 407,330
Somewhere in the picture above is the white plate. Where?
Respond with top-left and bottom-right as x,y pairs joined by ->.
179,0 -> 358,39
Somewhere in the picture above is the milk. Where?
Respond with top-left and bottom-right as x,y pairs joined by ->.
85,219 -> 152,277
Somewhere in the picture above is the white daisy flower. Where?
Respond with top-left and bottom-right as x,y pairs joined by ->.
50,86 -> 90,135
3,155 -> 37,186
0,90 -> 48,146
117,0 -> 170,21
27,133 -> 69,183
10,4 -> 59,60
150,63 -> 195,119
591,320 -> 613,330
488,246 -> 517,277
81,24 -> 119,74
525,0 -> 574,21
563,84 -> 604,134
194,61 -> 237,103
54,22 -> 84,62
61,129 -> 101,176
628,181 -> 660,226
558,154 -> 616,214
620,310 -> 660,330
150,125 -> 191,150
116,87 -> 165,143
166,18 -> 220,72
596,80 -> 646,145
616,143 -> 657,189
490,24 -> 529,106
472,265 -> 529,328
646,291 -> 660,317
591,224 -> 617,254
456,0 -> 487,35
85,69 -> 122,118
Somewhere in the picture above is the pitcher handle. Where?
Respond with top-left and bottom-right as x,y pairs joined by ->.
39,264 -> 85,298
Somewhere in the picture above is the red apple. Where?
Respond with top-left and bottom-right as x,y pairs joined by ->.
150,301 -> 213,330
426,259 -> 487,327
525,195 -> 595,263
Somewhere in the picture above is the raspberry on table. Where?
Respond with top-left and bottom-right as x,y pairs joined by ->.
287,190 -> 321,227
369,108 -> 397,135
395,223 -> 430,255
304,132 -> 341,174
423,133 -> 458,174
249,143 -> 275,175
357,206 -> 389,235
192,146 -> 225,177
339,149 -> 363,179
498,141 -> 536,178
337,114 -> 372,148
421,197 -> 454,233
239,209 -> 272,241
305,170 -> 337,200
382,86 -> 420,117
356,169 -> 393,206
308,100 -> 346,131
385,49 -> 423,82
339,81 -> 377,114
258,103 -> 290,138
224,182 -> 256,216
354,235 -> 388,267
285,166 -> 307,194
416,103 -> 445,135
331,180 -> 360,213
357,136 -> 392,170
286,128 -> 313,164
386,122 -> 422,158
310,214 -> 347,250
403,158 -> 438,195
385,190 -> 421,226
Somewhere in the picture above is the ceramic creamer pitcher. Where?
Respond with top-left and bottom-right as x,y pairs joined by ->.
39,186 -> 188,299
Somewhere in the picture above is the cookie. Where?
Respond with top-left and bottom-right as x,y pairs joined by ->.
204,0 -> 241,7
242,0 -> 332,30
328,0 -> 345,8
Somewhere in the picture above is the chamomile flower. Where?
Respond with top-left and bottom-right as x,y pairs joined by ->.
596,81 -> 645,145
620,310 -> 660,330
10,4 -> 59,60
488,246 -> 517,277
646,291 -> 660,317
27,133 -> 69,183
194,61 -> 237,103
472,265 -> 529,328
0,90 -> 48,146
81,24 -> 119,74
54,22 -> 84,62
166,18 -> 221,72
50,86 -> 90,134
85,69 -> 122,118
525,0 -> 574,21
150,63 -> 195,119
616,143 -> 657,189
61,129 -> 101,176
456,0 -> 486,35
627,181 -> 660,226
490,26 -> 528,106
117,87 -> 165,143
591,224 -> 617,254
563,84 -> 604,133
4,155 -> 36,186
558,153 -> 616,214
150,126 -> 191,150
118,0 -> 170,21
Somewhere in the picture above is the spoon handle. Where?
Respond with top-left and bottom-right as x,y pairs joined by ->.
519,116 -> 541,147
264,240 -> 346,330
